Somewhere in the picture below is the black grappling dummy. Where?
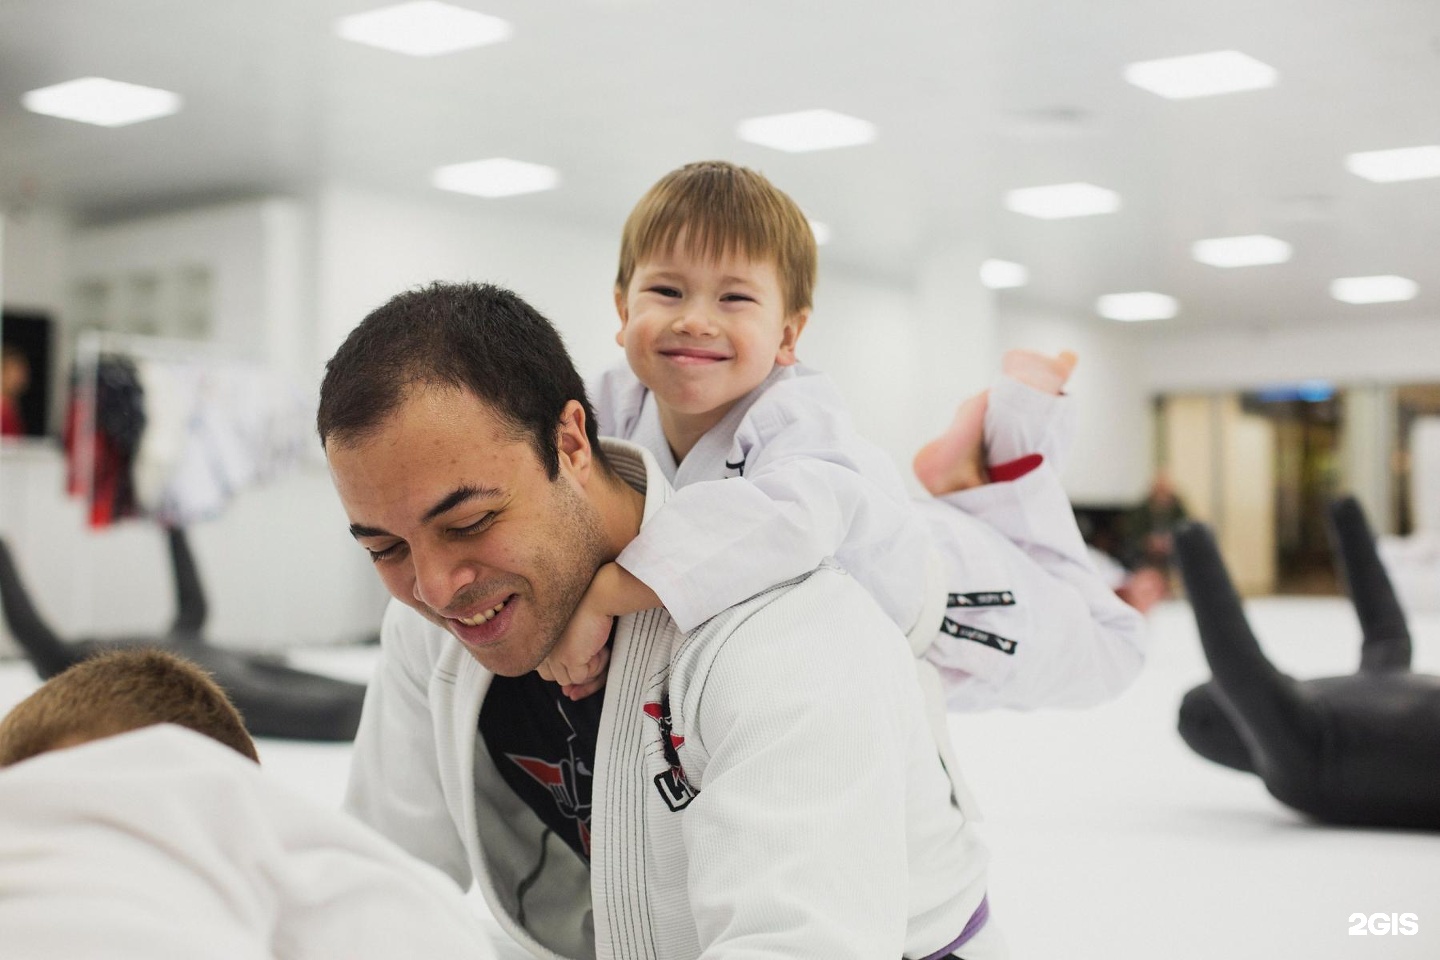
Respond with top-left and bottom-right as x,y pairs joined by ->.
1174,497 -> 1440,829
0,530 -> 365,742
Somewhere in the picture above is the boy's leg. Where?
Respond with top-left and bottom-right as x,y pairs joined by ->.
913,391 -> 989,497
913,350 -> 1077,497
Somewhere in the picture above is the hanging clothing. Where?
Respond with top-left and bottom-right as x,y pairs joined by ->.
62,356 -> 146,527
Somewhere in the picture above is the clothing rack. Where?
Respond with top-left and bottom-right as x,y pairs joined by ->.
70,330 -> 239,526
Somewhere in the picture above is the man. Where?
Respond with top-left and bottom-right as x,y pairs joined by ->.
318,282 -> 1000,959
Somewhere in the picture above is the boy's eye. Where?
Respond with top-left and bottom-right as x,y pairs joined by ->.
647,286 -> 681,298
721,293 -> 756,303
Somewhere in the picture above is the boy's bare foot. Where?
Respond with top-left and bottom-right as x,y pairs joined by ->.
913,390 -> 989,496
1002,349 -> 1077,396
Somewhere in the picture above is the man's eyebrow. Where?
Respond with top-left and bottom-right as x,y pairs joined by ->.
347,485 -> 502,540
420,485 -> 501,524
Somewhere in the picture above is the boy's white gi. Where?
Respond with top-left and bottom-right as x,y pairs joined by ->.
345,441 -> 1001,960
0,724 -> 497,960
590,362 -> 1146,712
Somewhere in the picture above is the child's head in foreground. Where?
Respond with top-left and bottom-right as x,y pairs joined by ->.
0,648 -> 258,767
614,160 -> 818,438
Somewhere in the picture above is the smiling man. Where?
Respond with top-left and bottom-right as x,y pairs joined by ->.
318,281 -> 1002,960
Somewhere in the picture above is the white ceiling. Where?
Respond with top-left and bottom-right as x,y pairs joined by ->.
1,0 -> 1438,333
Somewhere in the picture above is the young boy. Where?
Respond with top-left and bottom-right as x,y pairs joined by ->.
541,160 -> 1145,711
0,646 -> 259,765
0,649 -> 503,959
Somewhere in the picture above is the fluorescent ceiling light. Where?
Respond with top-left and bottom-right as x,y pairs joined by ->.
1345,145 -> 1440,183
336,1 -> 513,56
1004,182 -> 1120,219
1192,235 -> 1292,268
736,109 -> 876,153
979,259 -> 1028,289
22,77 -> 182,127
432,158 -> 559,197
807,219 -> 832,245
1329,275 -> 1418,305
1096,292 -> 1178,322
1123,50 -> 1277,99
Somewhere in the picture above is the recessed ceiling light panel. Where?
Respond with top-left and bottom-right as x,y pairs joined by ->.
1004,182 -> 1120,219
1192,235 -> 1292,268
1330,275 -> 1418,305
1345,145 -> 1440,183
735,109 -> 876,153
1123,50 -> 1277,99
432,158 -> 559,197
1096,292 -> 1178,322
336,1 -> 513,56
979,259 -> 1029,289
22,77 -> 182,127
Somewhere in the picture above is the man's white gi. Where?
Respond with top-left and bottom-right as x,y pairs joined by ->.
0,725 -> 497,960
590,363 -> 1146,711
345,441 -> 1000,960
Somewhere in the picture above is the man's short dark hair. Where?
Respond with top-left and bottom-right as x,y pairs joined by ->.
316,282 -> 608,479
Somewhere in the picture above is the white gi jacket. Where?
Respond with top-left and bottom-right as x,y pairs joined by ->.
0,725 -> 497,960
590,362 -> 1146,712
345,441 -> 999,960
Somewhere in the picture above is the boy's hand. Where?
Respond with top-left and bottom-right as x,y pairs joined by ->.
539,586 -> 615,700
537,562 -> 662,701
1001,348 -> 1077,396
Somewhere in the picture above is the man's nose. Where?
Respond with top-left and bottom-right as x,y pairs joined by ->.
409,543 -> 476,613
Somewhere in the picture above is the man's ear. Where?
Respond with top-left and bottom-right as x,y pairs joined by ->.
774,308 -> 810,367
613,286 -> 629,349
555,399 -> 594,482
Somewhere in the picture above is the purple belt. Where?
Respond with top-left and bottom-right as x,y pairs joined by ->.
915,894 -> 990,960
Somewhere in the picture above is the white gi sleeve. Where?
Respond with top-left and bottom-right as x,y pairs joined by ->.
616,377 -> 929,634
678,575 -> 947,958
344,600 -> 474,889
983,375 -> 1076,473
922,462 -> 1148,710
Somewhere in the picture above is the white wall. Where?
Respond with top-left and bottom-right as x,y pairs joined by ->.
998,306 -> 1155,504
0,206 -> 70,314
314,183 -> 623,388
1141,317 -> 1440,392
805,273 -> 930,483
69,199 -> 313,379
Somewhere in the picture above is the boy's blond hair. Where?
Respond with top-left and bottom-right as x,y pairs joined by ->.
616,160 -> 818,316
0,648 -> 259,766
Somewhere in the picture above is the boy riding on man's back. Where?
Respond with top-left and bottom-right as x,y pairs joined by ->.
542,160 -> 1145,711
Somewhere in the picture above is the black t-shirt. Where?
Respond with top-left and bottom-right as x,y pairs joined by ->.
479,670 -> 604,862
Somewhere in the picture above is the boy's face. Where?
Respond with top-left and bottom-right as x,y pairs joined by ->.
615,245 -> 808,431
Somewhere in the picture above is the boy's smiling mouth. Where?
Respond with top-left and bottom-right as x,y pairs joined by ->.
660,347 -> 730,364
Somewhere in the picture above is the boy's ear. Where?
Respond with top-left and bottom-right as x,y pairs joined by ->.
774,309 -> 810,367
613,286 -> 629,348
